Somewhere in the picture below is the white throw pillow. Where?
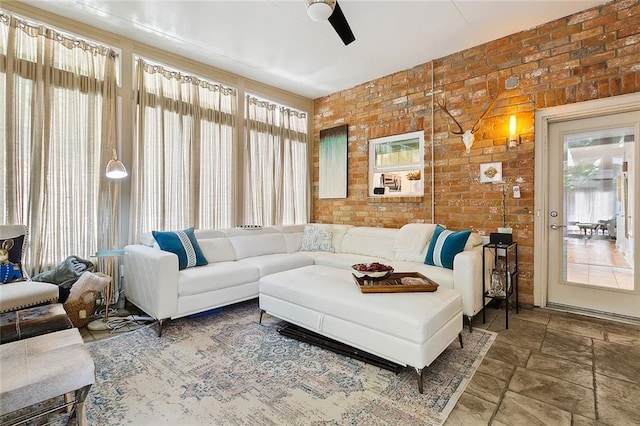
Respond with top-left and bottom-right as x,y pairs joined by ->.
300,224 -> 334,252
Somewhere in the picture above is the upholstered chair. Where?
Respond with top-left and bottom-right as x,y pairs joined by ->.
0,225 -> 59,313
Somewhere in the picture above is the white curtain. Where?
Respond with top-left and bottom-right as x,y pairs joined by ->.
130,59 -> 236,240
244,95 -> 309,226
0,12 -> 117,274
566,180 -> 617,223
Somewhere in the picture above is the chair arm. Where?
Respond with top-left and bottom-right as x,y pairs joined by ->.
123,245 -> 179,321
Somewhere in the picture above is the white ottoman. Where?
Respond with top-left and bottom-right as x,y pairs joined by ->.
259,265 -> 463,393
0,328 -> 94,425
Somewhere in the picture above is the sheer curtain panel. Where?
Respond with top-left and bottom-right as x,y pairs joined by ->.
130,59 -> 236,240
244,96 -> 309,226
0,12 -> 118,274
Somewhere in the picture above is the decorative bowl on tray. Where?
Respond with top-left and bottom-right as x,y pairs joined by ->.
351,262 -> 394,279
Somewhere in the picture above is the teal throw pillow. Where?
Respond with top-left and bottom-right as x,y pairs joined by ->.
425,225 -> 471,270
152,228 -> 208,270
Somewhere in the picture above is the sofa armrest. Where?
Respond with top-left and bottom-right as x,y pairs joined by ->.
124,244 -> 179,320
452,246 -> 484,318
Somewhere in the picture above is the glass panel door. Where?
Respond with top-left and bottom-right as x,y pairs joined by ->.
548,112 -> 638,318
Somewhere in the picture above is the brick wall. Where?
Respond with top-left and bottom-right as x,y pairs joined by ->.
311,0 -> 639,304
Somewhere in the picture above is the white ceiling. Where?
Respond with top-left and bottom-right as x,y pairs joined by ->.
18,0 -> 605,99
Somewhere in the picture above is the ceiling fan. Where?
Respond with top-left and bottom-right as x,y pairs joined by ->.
306,0 -> 356,46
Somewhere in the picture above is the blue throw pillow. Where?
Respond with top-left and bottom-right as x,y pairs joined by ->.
152,228 -> 208,270
425,225 -> 471,270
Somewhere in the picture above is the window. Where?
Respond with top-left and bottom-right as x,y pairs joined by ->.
130,58 -> 237,239
1,12 -> 118,273
244,95 -> 309,225
368,131 -> 425,197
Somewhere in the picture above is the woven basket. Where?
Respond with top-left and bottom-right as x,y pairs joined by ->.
63,290 -> 100,328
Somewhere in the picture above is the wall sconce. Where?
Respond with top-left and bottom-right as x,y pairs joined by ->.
508,115 -> 521,148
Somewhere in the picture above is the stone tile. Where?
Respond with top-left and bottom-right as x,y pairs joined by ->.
489,316 -> 547,351
465,371 -> 507,403
572,414 -> 608,426
526,352 -> 593,389
444,392 -> 495,426
604,322 -> 640,347
593,339 -> 640,383
477,356 -> 515,382
486,340 -> 531,368
595,373 -> 640,425
472,306 -> 500,330
541,329 -> 593,365
494,391 -> 571,426
512,307 -> 550,326
508,367 -> 596,419
547,315 -> 605,340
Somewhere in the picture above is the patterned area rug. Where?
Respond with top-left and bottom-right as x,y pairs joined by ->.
85,300 -> 495,425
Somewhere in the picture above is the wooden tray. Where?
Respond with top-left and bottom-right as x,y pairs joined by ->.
353,272 -> 439,293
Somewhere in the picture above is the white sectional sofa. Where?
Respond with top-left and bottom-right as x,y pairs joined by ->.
124,223 -> 486,335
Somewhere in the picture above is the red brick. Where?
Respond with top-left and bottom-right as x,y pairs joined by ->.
312,0 -> 639,306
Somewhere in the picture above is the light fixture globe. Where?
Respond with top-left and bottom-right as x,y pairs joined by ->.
105,148 -> 128,179
307,0 -> 335,22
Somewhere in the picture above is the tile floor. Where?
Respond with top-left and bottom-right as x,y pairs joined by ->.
565,237 -> 634,290
446,304 -> 640,426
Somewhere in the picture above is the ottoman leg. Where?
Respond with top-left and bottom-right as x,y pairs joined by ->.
74,384 -> 92,426
413,367 -> 424,394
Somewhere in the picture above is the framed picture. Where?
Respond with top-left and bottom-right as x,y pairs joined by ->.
319,124 -> 348,199
480,162 -> 502,183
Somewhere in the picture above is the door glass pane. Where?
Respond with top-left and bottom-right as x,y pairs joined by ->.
563,126 -> 635,290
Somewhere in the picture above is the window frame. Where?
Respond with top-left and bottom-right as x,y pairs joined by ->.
368,131 -> 425,197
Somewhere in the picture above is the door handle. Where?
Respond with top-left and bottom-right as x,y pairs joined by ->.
550,224 -> 565,230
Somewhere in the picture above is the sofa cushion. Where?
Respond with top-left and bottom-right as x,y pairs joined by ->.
329,224 -> 352,252
425,225 -> 471,270
239,253 -> 314,277
393,223 -> 436,262
300,224 -> 334,252
152,228 -> 208,270
227,232 -> 288,260
273,225 -> 306,253
197,238 -> 236,263
178,262 -> 259,296
465,233 -> 483,250
339,227 -> 397,260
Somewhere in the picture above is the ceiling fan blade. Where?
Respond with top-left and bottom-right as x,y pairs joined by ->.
328,1 -> 355,46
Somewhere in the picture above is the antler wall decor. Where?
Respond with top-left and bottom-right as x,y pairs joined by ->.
437,89 -> 500,153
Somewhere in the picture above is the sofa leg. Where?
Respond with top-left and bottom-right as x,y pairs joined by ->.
467,315 -> 473,333
157,319 -> 167,337
458,332 -> 463,349
259,309 -> 265,324
413,367 -> 424,394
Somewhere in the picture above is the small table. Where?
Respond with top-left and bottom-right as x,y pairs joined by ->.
0,303 -> 73,344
